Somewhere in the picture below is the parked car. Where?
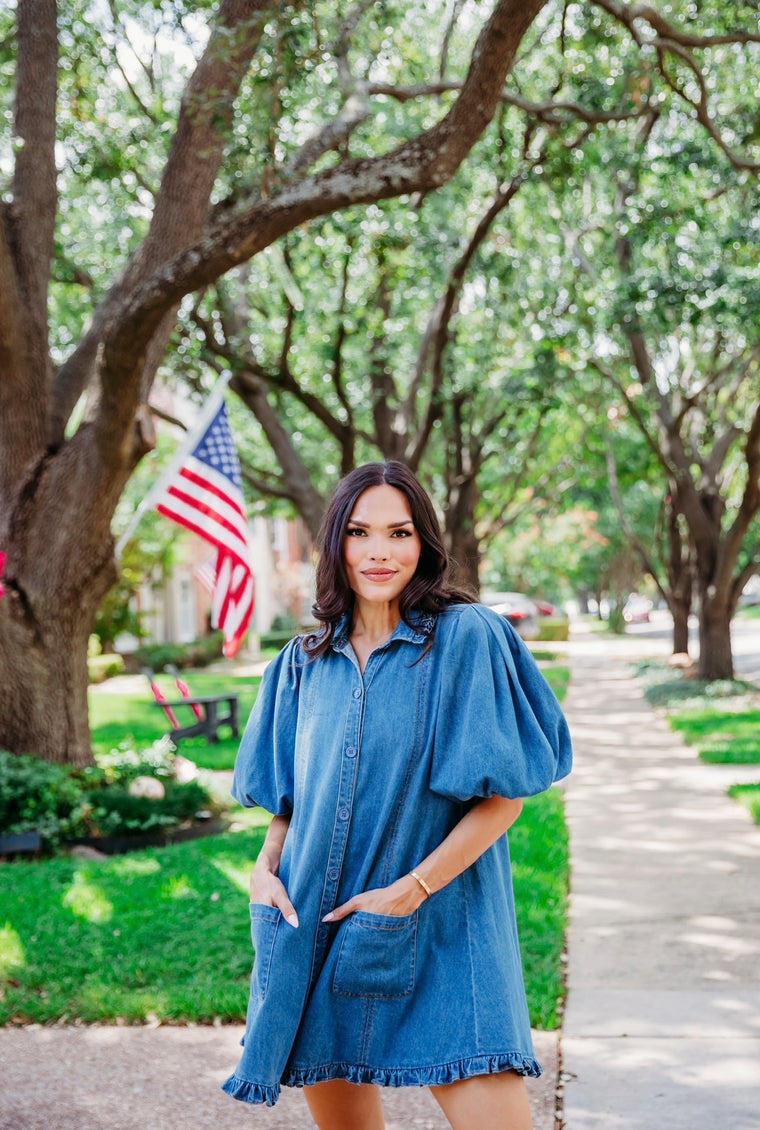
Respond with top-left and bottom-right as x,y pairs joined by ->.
623,594 -> 653,623
481,591 -> 540,639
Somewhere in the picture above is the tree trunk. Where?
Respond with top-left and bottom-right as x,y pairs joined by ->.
696,583 -> 734,681
671,597 -> 691,655
0,611 -> 96,767
1,0 -> 549,763
445,475 -> 481,594
0,551 -> 115,767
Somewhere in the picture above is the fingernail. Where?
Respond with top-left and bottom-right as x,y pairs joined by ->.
321,912 -> 334,923
286,914 -> 299,928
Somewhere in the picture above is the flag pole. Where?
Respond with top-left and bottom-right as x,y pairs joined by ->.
114,374 -> 233,559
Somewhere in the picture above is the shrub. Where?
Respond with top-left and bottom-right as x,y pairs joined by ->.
123,632 -> 224,673
88,653 -> 125,684
537,617 -> 570,642
0,751 -> 98,845
259,629 -> 295,650
76,779 -> 213,838
0,744 -> 218,848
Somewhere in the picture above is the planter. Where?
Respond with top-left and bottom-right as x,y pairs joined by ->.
66,816 -> 229,856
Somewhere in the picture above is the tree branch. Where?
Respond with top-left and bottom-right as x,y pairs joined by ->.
406,166 -> 530,467
12,0 -> 58,340
54,0 -> 274,447
97,0 -> 550,398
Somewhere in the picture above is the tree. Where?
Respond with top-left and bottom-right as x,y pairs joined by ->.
180,147 -> 567,591
560,117 -> 760,676
498,0 -> 760,672
0,0 -> 548,765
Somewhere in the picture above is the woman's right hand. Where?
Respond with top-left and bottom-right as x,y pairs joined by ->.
250,863 -> 299,928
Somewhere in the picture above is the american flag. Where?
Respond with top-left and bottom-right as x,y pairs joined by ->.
154,400 -> 254,658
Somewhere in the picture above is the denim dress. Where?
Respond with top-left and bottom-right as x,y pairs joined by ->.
223,603 -> 572,1106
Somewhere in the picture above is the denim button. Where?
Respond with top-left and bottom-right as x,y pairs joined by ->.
345,746 -> 357,758
339,807 -> 349,821
353,687 -> 362,699
328,868 -> 339,881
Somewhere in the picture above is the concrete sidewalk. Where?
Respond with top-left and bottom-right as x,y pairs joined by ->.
0,1026 -> 557,1129
560,649 -> 760,1130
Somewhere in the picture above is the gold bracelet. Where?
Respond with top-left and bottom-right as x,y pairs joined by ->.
409,869 -> 432,899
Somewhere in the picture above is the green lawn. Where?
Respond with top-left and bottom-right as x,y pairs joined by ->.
0,788 -> 569,1030
541,665 -> 570,701
0,658 -> 571,1029
669,708 -> 760,765
636,662 -> 760,826
89,670 -> 261,771
511,787 -> 569,1028
728,783 -> 760,825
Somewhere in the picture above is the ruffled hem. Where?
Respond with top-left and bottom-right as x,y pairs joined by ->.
283,1051 -> 542,1090
221,1073 -> 280,1106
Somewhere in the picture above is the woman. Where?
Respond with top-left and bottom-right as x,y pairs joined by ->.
223,462 -> 572,1129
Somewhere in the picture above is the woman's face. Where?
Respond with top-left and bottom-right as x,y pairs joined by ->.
344,484 -> 422,608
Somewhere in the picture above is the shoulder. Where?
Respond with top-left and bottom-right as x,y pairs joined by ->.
436,602 -> 520,650
261,634 -> 310,688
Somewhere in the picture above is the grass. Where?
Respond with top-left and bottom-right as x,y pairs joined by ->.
0,790 -> 568,1030
511,787 -> 569,1028
541,665 -> 569,701
0,657 -> 570,1028
633,660 -> 760,825
0,823 -> 269,1025
89,670 -> 261,771
728,784 -> 760,824
669,709 -> 760,764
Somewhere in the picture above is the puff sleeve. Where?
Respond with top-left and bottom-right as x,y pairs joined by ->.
231,638 -> 302,815
429,605 -> 572,802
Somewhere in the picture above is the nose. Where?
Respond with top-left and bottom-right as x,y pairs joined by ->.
368,536 -> 389,561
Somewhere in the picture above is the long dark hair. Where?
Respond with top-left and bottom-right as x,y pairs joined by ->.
303,462 -> 475,658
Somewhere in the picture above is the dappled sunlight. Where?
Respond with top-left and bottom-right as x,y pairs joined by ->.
62,872 -> 114,924
107,856 -> 162,877
210,857 -> 254,893
162,875 -> 198,900
0,923 -> 25,977
680,926 -> 758,960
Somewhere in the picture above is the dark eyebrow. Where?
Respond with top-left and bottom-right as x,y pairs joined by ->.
347,519 -> 414,529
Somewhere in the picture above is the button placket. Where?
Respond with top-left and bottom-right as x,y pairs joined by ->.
307,678 -> 366,990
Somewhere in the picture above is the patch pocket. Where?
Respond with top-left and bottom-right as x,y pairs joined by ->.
249,904 -> 282,1000
333,910 -> 418,999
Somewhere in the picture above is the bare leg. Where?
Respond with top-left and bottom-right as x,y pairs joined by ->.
431,1071 -> 533,1130
303,1079 -> 386,1130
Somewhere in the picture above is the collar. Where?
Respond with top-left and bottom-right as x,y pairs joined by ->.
331,609 -> 436,651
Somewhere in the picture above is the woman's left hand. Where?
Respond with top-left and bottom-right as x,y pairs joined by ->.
322,874 -> 426,923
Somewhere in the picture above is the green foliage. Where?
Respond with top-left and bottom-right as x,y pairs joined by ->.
537,617 -> 570,643
540,666 -> 570,702
0,743 -> 218,846
0,752 -> 95,845
0,827 -> 269,1024
124,633 -> 225,673
77,779 -> 213,839
637,667 -> 758,711
259,630 -> 296,650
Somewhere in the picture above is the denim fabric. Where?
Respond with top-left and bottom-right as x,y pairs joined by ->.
222,603 -> 572,1106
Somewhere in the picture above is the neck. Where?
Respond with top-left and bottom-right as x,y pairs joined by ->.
350,599 -> 401,644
